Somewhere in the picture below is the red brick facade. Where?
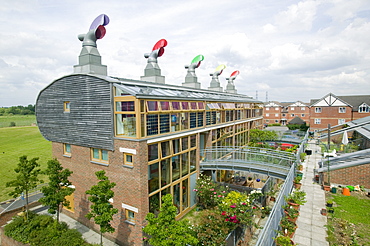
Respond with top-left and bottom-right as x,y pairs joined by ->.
310,106 -> 352,130
54,139 -> 149,245
322,163 -> 370,188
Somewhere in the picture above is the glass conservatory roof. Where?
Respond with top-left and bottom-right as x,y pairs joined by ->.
108,76 -> 260,103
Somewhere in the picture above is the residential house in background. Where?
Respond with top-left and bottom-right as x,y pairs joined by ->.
310,93 -> 370,130
263,101 -> 309,126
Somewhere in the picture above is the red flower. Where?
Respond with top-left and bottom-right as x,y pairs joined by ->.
221,211 -> 227,216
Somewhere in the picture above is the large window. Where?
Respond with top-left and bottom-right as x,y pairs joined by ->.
116,114 -> 136,137
148,135 -> 197,216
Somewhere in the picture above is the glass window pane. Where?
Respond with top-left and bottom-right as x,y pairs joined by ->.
147,101 -> 158,111
116,114 -> 136,137
197,112 -> 203,127
147,114 -> 159,136
198,102 -> 204,109
93,149 -> 100,159
190,135 -> 196,148
171,113 -> 180,132
65,144 -> 71,153
190,150 -> 196,172
172,156 -> 180,182
172,101 -> 181,110
182,136 -> 188,151
126,154 -> 133,163
190,102 -> 197,109
161,141 -> 171,158
182,179 -> 189,210
190,112 -> 196,128
172,139 -> 180,154
181,102 -> 189,110
173,182 -> 180,213
161,158 -> 171,187
102,150 -> 108,161
160,101 -> 170,111
149,193 -> 160,213
148,162 -> 159,193
148,144 -> 159,161
160,114 -> 170,134
181,113 -> 188,130
181,152 -> 189,177
116,101 -> 135,111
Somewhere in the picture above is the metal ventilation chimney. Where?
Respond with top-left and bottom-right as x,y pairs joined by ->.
208,64 -> 226,92
182,55 -> 204,89
73,14 -> 109,76
140,39 -> 167,83
225,70 -> 239,94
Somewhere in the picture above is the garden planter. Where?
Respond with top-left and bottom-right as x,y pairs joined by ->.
321,208 -> 327,216
326,203 -> 333,207
287,201 -> 300,210
323,185 -> 331,191
293,183 -> 302,190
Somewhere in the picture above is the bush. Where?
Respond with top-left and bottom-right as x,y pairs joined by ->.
4,212 -> 93,246
9,121 -> 16,127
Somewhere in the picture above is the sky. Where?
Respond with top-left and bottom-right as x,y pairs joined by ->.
1,0 -> 370,107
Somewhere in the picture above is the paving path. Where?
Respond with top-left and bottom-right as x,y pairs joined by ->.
293,140 -> 329,246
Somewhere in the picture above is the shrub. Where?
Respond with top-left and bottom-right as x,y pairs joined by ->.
4,212 -> 93,246
9,122 -> 16,127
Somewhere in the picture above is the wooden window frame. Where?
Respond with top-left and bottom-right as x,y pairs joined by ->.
63,143 -> 71,157
125,209 -> 136,224
91,148 -> 109,165
64,101 -> 70,113
124,153 -> 133,167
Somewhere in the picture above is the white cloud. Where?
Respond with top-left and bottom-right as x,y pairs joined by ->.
0,0 -> 369,106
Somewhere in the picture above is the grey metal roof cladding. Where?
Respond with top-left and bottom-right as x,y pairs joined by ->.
107,75 -> 260,103
347,116 -> 370,140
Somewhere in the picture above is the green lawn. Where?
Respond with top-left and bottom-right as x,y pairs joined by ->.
326,192 -> 370,245
0,126 -> 52,201
0,115 -> 37,128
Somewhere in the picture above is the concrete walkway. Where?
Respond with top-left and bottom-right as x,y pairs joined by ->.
293,140 -> 329,246
31,206 -> 119,246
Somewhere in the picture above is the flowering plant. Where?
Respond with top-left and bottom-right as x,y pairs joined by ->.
219,191 -> 261,229
194,174 -> 229,209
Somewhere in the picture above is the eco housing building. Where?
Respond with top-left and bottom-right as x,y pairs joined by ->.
35,15 -> 263,245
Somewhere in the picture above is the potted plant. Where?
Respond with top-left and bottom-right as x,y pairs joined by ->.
297,163 -> 303,171
286,190 -> 306,209
293,176 -> 302,189
280,217 -> 297,238
284,207 -> 299,223
326,199 -> 333,207
275,234 -> 295,245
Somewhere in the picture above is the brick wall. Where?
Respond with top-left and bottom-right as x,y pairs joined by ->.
54,139 -> 149,246
310,106 -> 352,130
322,163 -> 370,188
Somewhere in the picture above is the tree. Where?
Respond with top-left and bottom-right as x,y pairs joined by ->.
249,129 -> 278,143
39,159 -> 74,222
85,170 -> 118,246
6,155 -> 43,219
143,194 -> 198,246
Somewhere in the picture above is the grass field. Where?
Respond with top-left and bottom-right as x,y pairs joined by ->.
326,192 -> 370,245
0,126 -> 52,201
0,115 -> 37,128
